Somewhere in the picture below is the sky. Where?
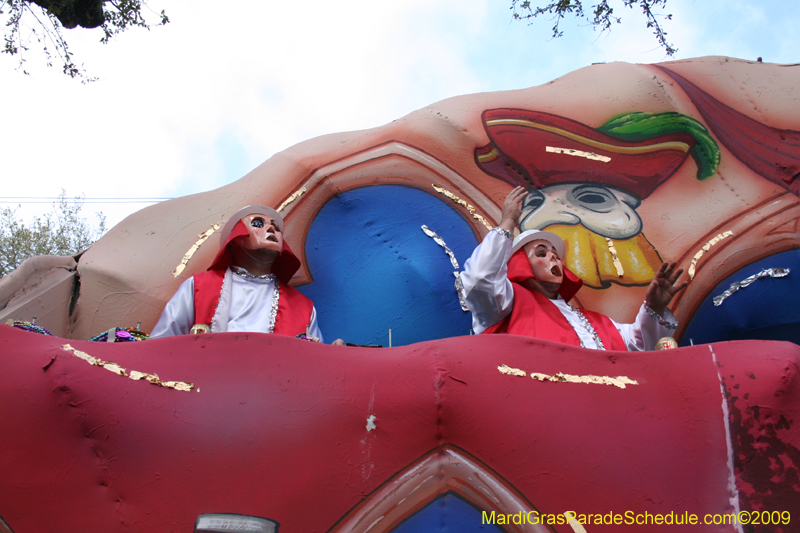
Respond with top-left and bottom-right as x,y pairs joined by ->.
2,0 -> 799,231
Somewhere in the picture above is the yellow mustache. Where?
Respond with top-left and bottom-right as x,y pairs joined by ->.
543,224 -> 662,288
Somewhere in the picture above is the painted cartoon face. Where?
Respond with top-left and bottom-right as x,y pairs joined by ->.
523,239 -> 563,291
233,214 -> 284,254
519,183 -> 642,240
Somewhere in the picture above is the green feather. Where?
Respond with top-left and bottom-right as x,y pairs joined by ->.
598,112 -> 720,180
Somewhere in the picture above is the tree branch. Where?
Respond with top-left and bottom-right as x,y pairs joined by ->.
510,0 -> 677,56
1,0 -> 167,81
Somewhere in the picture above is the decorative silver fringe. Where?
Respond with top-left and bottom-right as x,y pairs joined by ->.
567,304 -> 605,350
421,225 -> 469,311
268,279 -> 280,333
453,272 -> 469,312
713,267 -> 790,306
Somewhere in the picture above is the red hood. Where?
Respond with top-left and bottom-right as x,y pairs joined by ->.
507,248 -> 583,302
209,220 -> 301,284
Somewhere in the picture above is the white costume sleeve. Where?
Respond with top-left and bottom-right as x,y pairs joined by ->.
612,304 -> 678,351
307,307 -> 324,344
150,277 -> 196,338
461,229 -> 515,335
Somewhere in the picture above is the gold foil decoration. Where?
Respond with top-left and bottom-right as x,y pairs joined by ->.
190,324 -> 211,335
277,186 -> 307,212
688,231 -> 733,279
605,237 -> 624,276
546,146 -> 611,163
63,343 -> 127,376
128,371 -> 194,392
530,371 -> 638,389
431,184 -> 493,230
497,364 -> 526,377
173,224 -> 220,277
497,363 -> 637,389
62,344 -> 195,392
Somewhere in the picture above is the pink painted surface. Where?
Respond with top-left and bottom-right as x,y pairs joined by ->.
1,325 -> 798,532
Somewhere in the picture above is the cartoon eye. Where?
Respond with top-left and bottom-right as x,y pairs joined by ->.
251,217 -> 265,228
568,185 -> 616,212
578,192 -> 607,204
522,190 -> 545,212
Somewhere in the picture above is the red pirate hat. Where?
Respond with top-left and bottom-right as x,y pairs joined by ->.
475,108 -> 697,199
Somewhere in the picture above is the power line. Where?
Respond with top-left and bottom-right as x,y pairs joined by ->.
0,197 -> 172,204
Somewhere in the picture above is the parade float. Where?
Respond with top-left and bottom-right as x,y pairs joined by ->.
1,56 -> 798,532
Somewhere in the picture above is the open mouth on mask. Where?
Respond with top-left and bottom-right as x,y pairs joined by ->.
551,265 -> 562,277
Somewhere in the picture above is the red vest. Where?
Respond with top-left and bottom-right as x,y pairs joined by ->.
483,282 -> 627,350
483,248 -> 628,350
192,268 -> 315,337
190,217 -> 313,337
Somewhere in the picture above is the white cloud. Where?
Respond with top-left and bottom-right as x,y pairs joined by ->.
1,0 -> 797,230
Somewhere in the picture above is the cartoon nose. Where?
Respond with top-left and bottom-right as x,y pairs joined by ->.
520,202 -> 579,231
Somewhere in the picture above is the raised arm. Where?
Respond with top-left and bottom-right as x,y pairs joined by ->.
616,260 -> 687,350
461,187 -> 527,334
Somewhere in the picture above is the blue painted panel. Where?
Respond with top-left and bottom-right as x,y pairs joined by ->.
681,249 -> 800,346
391,492 -> 505,533
297,185 -> 478,346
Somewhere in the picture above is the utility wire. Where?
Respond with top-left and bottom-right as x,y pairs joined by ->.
0,197 -> 172,204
